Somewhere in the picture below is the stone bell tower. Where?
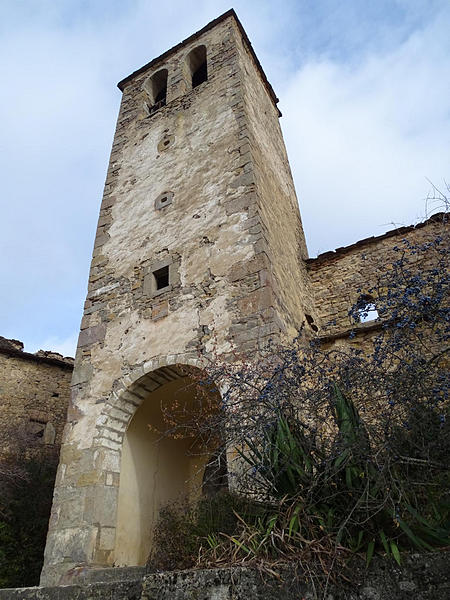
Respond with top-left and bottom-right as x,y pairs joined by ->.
41,10 -> 315,585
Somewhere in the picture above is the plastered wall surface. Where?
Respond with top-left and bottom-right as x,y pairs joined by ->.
115,377 -> 211,566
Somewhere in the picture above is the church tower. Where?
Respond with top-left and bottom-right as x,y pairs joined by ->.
41,10 -> 315,585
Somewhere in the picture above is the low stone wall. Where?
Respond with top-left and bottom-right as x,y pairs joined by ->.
0,581 -> 142,600
1,552 -> 449,599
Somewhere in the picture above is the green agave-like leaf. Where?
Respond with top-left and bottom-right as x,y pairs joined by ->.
345,466 -> 354,488
230,536 -> 252,555
397,517 -> 433,551
288,506 -> 301,537
334,447 -> 350,469
390,541 -> 401,565
366,539 -> 375,566
404,504 -> 450,544
326,507 -> 335,529
379,530 -> 390,556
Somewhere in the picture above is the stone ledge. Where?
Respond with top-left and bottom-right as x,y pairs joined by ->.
75,566 -> 146,585
318,320 -> 384,344
0,579 -> 142,600
306,212 -> 447,266
2,552 -> 449,599
0,336 -> 74,369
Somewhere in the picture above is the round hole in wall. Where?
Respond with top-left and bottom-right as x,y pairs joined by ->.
160,196 -> 168,203
157,134 -> 175,153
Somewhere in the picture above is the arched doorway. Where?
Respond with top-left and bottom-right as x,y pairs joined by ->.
114,365 -> 222,566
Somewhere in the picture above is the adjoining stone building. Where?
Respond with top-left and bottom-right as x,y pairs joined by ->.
0,9 -> 439,586
0,336 -> 73,459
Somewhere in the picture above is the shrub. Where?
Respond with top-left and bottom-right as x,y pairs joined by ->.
0,454 -> 58,588
154,231 -> 449,589
148,491 -> 256,571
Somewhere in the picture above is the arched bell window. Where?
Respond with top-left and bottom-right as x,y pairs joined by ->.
143,68 -> 168,114
186,45 -> 207,89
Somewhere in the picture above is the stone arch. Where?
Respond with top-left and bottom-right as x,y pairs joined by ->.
93,354 -> 222,567
93,353 -> 207,450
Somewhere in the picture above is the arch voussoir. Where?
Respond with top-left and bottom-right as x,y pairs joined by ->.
96,352 -> 208,442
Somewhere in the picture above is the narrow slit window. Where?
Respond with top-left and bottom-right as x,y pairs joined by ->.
305,313 -> 319,332
153,266 -> 169,290
187,45 -> 207,89
28,418 -> 47,439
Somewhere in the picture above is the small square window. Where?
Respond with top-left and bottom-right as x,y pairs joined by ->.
155,190 -> 174,210
143,258 -> 180,298
153,266 -> 169,290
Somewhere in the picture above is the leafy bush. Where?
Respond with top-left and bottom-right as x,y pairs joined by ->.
154,231 -> 449,590
0,454 -> 58,588
236,384 -> 449,563
148,491 -> 256,571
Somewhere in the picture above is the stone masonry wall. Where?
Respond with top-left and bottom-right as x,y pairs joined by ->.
39,9 -> 448,587
0,337 -> 73,456
307,215 -> 446,337
3,552 -> 450,599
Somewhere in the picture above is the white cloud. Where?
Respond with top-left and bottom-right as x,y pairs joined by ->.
280,8 -> 450,255
26,332 -> 78,358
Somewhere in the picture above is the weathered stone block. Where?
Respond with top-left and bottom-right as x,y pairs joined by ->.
77,324 -> 106,348
83,486 -> 118,528
237,287 -> 273,316
71,363 -> 93,385
151,301 -> 168,320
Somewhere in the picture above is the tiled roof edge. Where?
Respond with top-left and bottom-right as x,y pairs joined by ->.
0,337 -> 74,370
306,212 -> 448,267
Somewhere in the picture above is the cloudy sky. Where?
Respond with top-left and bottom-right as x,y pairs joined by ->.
0,0 -> 449,357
